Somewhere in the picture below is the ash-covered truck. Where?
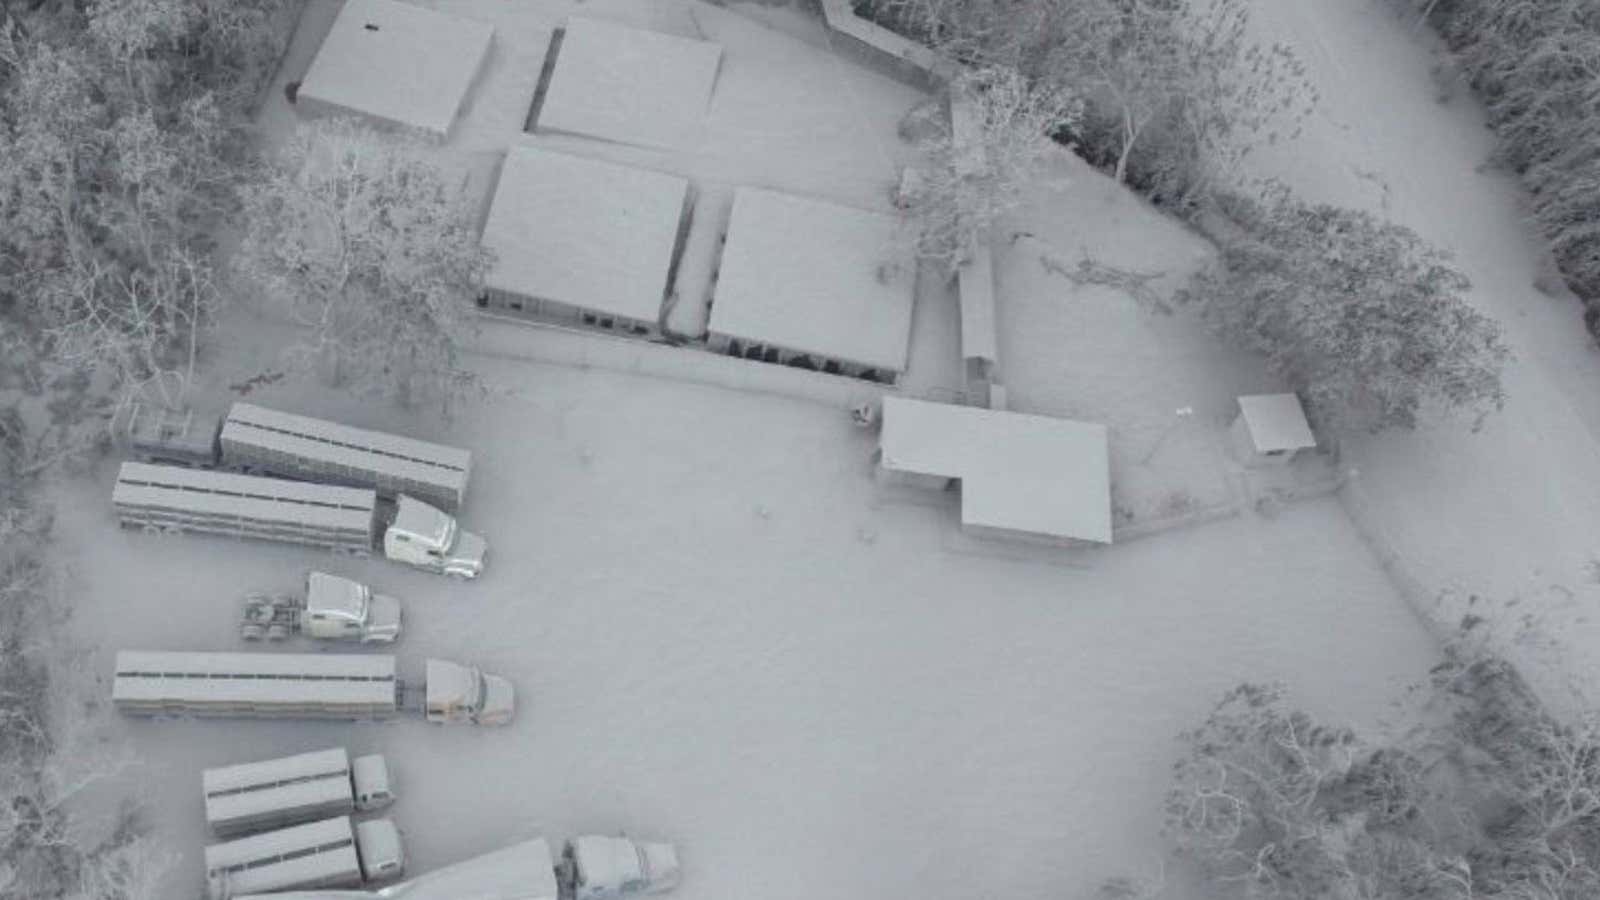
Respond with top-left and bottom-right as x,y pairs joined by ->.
112,462 -> 486,579
111,651 -> 514,726
233,834 -> 681,900
203,748 -> 394,838
241,572 -> 402,643
117,401 -> 471,512
205,814 -> 404,900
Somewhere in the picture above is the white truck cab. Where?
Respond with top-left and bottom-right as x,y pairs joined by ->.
424,659 -> 514,726
562,836 -> 682,900
383,496 -> 487,579
349,754 -> 393,811
304,573 -> 402,643
354,819 -> 405,882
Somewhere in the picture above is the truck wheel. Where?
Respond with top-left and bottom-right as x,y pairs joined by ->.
267,624 -> 290,641
241,624 -> 265,641
244,591 -> 271,606
141,524 -> 162,535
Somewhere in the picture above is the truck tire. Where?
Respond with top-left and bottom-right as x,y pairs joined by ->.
267,624 -> 291,641
241,624 -> 265,641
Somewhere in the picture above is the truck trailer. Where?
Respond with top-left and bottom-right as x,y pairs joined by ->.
112,462 -> 486,579
116,401 -> 471,512
111,651 -> 514,726
233,834 -> 681,900
203,747 -> 394,838
204,814 -> 403,900
242,572 -> 402,643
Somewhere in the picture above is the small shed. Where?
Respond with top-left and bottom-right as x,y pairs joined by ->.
1229,394 -> 1316,467
295,0 -> 494,140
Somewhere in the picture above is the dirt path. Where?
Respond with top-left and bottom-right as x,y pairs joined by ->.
1242,0 -> 1600,706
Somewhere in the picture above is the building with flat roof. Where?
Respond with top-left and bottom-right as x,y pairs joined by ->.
1229,393 -> 1317,467
479,146 -> 693,337
876,397 -> 1113,545
708,188 -> 914,382
535,17 -> 722,151
296,0 -> 494,140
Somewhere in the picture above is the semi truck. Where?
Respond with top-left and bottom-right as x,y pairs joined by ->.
242,572 -> 402,643
203,747 -> 394,838
233,834 -> 681,900
204,814 -> 404,900
116,401 -> 471,512
112,462 -> 486,579
111,651 -> 515,726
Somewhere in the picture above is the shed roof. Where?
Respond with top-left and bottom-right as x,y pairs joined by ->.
1237,393 -> 1316,453
709,188 -> 914,372
481,146 -> 689,324
878,397 -> 1113,544
297,0 -> 493,138
537,16 -> 722,150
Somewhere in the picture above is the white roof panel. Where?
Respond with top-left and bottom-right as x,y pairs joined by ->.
538,17 -> 722,150
482,146 -> 689,323
298,0 -> 493,138
710,188 -> 915,373
1237,393 -> 1316,453
878,397 -> 1113,543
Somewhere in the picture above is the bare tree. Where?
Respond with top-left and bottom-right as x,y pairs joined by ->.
236,118 -> 494,407
899,65 -> 1081,271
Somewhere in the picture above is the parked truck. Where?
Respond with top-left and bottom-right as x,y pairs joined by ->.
205,814 -> 404,900
242,572 -> 402,643
112,651 -> 514,726
233,834 -> 681,900
116,401 -> 471,512
203,747 -> 394,838
112,462 -> 486,578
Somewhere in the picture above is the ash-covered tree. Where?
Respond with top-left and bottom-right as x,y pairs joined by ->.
1184,188 -> 1508,433
899,65 -> 1081,271
0,0 -> 287,414
860,0 -> 1314,211
1164,683 -> 1474,900
237,118 -> 493,407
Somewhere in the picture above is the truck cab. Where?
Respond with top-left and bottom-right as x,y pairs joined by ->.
382,496 -> 487,579
560,836 -> 682,900
354,819 -> 405,883
303,572 -> 402,643
424,659 -> 514,726
349,754 -> 394,812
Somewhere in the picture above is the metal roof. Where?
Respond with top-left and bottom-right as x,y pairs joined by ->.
482,145 -> 689,324
537,16 -> 722,150
1237,393 -> 1316,453
204,816 -> 359,893
878,396 -> 1113,543
709,188 -> 915,372
296,0 -> 494,138
113,462 -> 376,532
222,403 -> 470,500
113,652 -> 396,707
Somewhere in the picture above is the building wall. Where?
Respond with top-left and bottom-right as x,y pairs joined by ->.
1228,414 -> 1296,468
481,289 -> 659,339
705,332 -> 899,385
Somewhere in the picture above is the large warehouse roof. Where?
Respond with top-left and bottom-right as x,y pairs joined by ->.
481,146 -> 690,324
537,17 -> 722,150
297,0 -> 493,138
878,397 -> 1113,544
710,188 -> 915,373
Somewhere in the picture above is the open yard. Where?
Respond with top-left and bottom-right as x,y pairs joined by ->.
52,334 -> 1438,899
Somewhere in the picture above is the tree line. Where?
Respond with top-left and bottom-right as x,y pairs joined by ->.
1409,0 -> 1600,341
866,0 -> 1509,435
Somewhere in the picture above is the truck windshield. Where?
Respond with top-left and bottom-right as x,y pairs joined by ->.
437,515 -> 456,552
